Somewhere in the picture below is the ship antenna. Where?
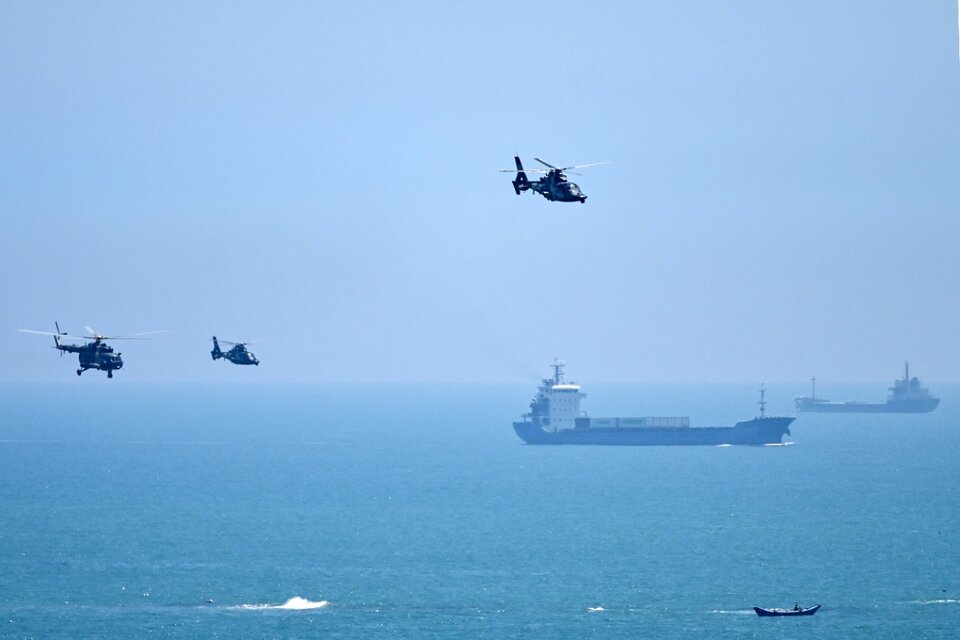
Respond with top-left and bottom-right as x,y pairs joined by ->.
758,383 -> 767,418
811,375 -> 816,399
551,358 -> 565,385
905,361 -> 909,381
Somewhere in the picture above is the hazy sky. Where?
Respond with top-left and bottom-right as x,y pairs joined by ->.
2,2 -> 958,384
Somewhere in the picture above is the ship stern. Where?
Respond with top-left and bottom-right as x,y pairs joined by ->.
513,420 -> 561,444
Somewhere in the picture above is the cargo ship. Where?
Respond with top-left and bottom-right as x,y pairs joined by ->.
794,363 -> 939,413
513,362 -> 794,446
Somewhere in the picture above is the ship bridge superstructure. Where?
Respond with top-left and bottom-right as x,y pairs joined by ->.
524,360 -> 586,432
888,361 -> 937,404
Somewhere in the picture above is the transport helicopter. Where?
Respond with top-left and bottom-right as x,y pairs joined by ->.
18,323 -> 168,378
500,156 -> 606,203
211,337 -> 259,366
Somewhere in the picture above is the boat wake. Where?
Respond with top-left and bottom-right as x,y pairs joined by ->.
764,441 -> 795,447
711,609 -> 753,615
910,599 -> 959,605
586,606 -> 605,613
232,596 -> 329,611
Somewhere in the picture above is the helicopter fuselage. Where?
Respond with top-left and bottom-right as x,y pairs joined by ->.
223,345 -> 259,365
59,340 -> 123,377
527,171 -> 587,202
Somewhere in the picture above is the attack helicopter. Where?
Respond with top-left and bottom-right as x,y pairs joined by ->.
211,337 -> 259,366
18,323 -> 168,378
500,156 -> 606,203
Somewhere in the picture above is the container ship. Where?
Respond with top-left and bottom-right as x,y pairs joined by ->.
513,362 -> 794,446
794,363 -> 939,413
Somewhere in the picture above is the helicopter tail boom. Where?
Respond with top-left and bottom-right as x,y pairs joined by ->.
211,336 -> 223,360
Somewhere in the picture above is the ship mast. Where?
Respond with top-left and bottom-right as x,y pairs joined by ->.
758,383 -> 767,418
811,375 -> 816,399
551,358 -> 566,385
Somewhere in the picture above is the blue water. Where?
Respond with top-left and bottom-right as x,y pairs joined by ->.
1,382 -> 958,639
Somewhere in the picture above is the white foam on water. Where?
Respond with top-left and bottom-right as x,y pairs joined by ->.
711,609 -> 753,615
232,596 -> 329,611
276,597 -> 329,610
911,599 -> 959,605
586,606 -> 605,613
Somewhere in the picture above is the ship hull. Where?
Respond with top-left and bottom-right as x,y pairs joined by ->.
754,604 -> 820,617
513,417 -> 793,446
796,399 -> 939,414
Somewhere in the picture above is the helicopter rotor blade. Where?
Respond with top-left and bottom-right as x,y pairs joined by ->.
533,158 -> 608,172
20,328 -> 167,342
560,161 -> 608,171
18,329 -> 86,340
18,329 -> 62,337
534,158 -> 560,170
99,331 -> 170,340
498,168 -> 549,173
109,330 -> 171,339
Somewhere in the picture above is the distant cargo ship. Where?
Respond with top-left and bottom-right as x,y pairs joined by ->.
513,362 -> 794,446
794,363 -> 939,414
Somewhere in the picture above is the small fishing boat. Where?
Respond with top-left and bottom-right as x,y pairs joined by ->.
753,604 -> 821,617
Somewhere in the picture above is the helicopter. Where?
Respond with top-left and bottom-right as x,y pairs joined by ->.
18,323 -> 167,378
500,156 -> 606,203
211,337 -> 259,366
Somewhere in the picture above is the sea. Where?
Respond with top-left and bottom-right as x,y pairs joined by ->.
1,381 -> 958,639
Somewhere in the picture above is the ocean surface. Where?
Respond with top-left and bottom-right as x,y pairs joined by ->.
1,381 -> 958,639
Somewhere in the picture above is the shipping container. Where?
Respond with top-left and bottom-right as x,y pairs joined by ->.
587,416 -> 690,429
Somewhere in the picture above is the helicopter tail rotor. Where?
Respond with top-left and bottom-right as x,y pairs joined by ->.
54,321 -> 65,351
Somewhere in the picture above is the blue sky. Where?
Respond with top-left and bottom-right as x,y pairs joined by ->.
1,2 -> 958,383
